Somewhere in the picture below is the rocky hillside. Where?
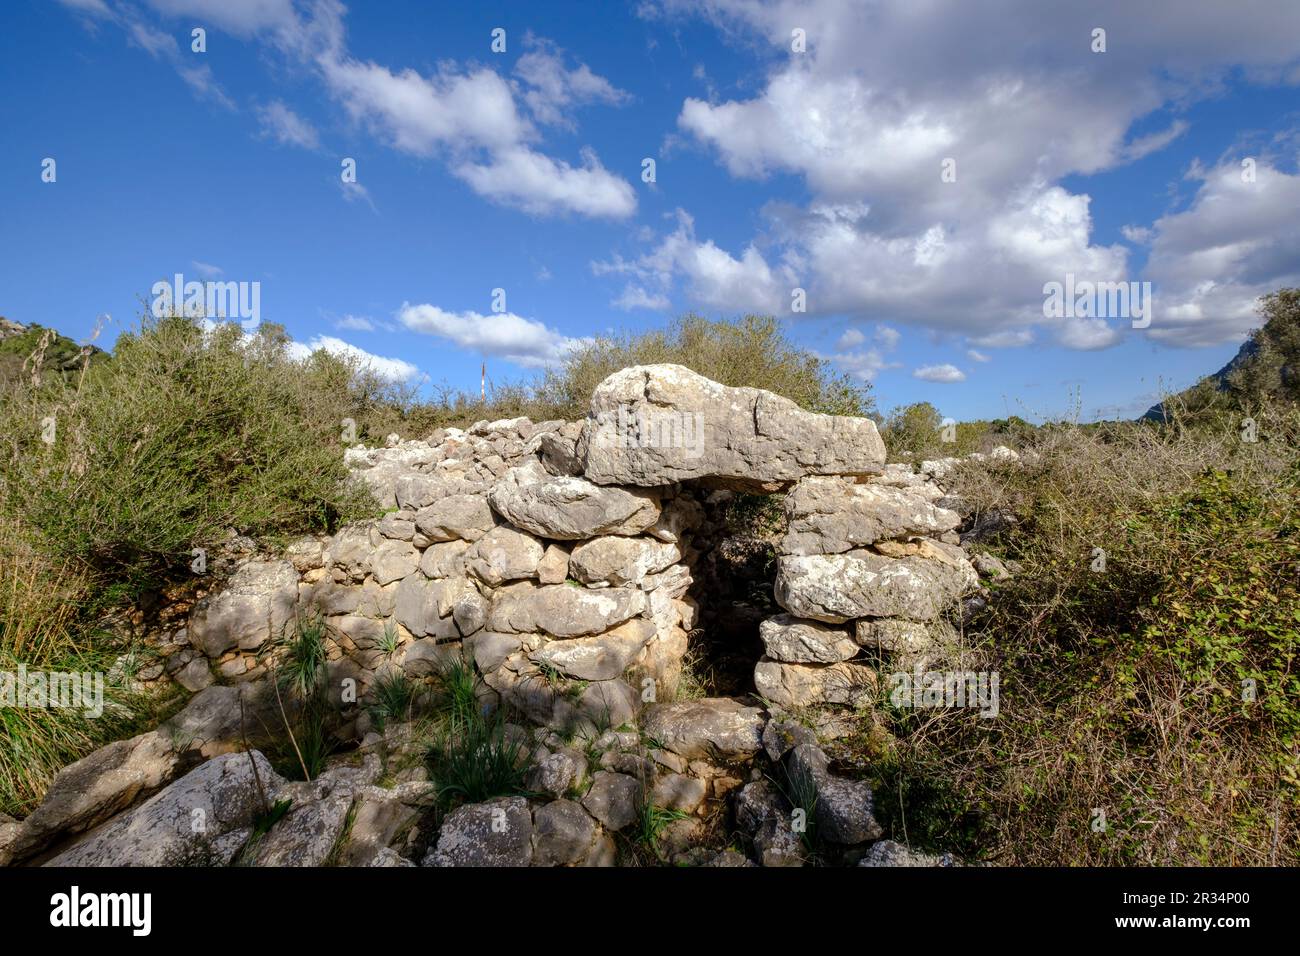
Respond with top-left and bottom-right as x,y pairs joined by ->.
0,364 -> 1015,868
0,317 -> 105,386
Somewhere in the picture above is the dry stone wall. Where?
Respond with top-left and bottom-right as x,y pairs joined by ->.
176,362 -> 994,727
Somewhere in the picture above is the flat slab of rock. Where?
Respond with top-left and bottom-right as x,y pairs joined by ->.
754,658 -> 877,708
487,581 -> 646,638
641,698 -> 765,759
489,461 -> 660,540
425,796 -> 533,867
46,751 -> 285,866
759,613 -> 859,663
577,364 -> 885,489
582,771 -> 641,831
189,559 -> 298,656
531,618 -> 656,680
0,730 -> 185,866
568,536 -> 681,587
781,476 -> 960,556
774,548 -> 978,623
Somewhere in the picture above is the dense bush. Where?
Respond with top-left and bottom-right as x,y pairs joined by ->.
872,405 -> 1300,864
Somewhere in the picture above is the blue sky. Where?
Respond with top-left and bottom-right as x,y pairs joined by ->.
3,1 -> 1299,422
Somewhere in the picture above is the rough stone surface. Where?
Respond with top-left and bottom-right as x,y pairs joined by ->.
568,536 -> 681,587
487,581 -> 646,638
754,658 -> 877,708
781,476 -> 960,556
489,461 -> 660,540
581,771 -> 641,831
415,495 -> 496,543
858,839 -> 960,867
189,559 -> 298,656
759,613 -> 859,663
466,525 -> 545,586
424,796 -> 533,867
46,751 -> 285,866
530,618 -> 656,680
787,744 -> 883,845
577,364 -> 885,489
531,799 -> 599,866
641,698 -> 765,759
0,730 -> 184,866
775,548 -> 978,623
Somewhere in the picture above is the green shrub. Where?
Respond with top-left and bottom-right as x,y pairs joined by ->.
426,708 -> 531,807
877,405 -> 1300,864
533,313 -> 873,420
2,314 -> 374,593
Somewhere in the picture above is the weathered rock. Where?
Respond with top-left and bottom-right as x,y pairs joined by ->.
0,730 -> 185,866
781,476 -> 960,556
466,526 -> 545,586
46,751 -> 285,866
651,773 -> 708,813
568,536 -> 681,587
536,544 -> 570,584
402,638 -> 461,677
578,364 -> 885,489
531,799 -> 600,866
337,787 -> 426,866
424,796 -> 533,867
761,719 -> 819,762
189,560 -> 298,656
759,613 -> 859,664
160,683 -> 283,759
526,750 -> 588,798
640,698 -> 765,759
488,461 -> 660,540
369,539 -> 420,585
854,618 -> 936,654
471,632 -> 524,674
774,549 -> 978,623
858,838 -> 960,867
175,657 -> 214,692
392,575 -> 459,638
531,618 -> 656,681
487,581 -> 646,638
754,658 -> 877,708
452,588 -> 489,636
787,744 -> 883,845
582,771 -> 641,831
418,540 -> 470,579
415,495 -> 496,543
249,780 -> 354,867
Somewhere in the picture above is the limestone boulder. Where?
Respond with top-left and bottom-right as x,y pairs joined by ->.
189,559 -> 298,657
577,364 -> 884,489
774,548 -> 978,623
753,658 -> 877,708
424,796 -> 533,867
759,613 -> 859,664
640,698 -> 765,760
781,476 -> 961,556
45,751 -> 285,866
488,461 -> 660,540
568,536 -> 681,587
466,525 -> 545,586
530,618 -> 656,681
486,581 -> 646,638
